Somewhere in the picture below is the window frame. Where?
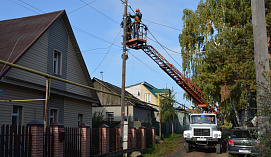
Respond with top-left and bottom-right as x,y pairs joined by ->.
53,50 -> 62,76
78,114 -> 84,126
12,105 -> 23,126
106,112 -> 114,122
49,108 -> 58,124
145,93 -> 151,103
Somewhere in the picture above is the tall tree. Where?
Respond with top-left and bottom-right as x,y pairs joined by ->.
160,89 -> 177,135
178,0 -> 269,126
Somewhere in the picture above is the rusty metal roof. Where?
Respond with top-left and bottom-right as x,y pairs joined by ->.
0,10 -> 65,77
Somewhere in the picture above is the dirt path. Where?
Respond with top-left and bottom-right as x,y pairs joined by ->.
166,136 -> 228,157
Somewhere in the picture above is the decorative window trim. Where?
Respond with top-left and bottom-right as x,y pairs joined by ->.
53,50 -> 62,76
49,108 -> 58,124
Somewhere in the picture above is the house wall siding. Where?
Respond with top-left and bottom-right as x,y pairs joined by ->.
0,83 -> 44,126
47,17 -> 68,91
64,97 -> 92,127
5,31 -> 49,86
66,36 -> 92,97
47,94 -> 64,124
133,107 -> 151,123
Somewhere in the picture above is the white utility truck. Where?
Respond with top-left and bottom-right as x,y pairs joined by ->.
183,113 -> 222,154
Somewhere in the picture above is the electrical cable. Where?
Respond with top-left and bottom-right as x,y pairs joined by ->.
147,37 -> 182,54
91,28 -> 122,75
68,0 -> 98,14
80,0 -> 119,24
0,34 -> 25,74
9,0 -> 40,14
72,26 -> 122,48
147,29 -> 183,70
19,0 -> 45,13
143,19 -> 182,31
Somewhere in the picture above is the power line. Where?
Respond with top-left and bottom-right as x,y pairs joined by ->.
19,0 -> 46,13
128,50 -> 178,86
147,29 -> 183,70
9,0 -> 40,14
68,0 -> 98,14
72,26 -> 122,48
80,0 -> 119,24
147,37 -> 182,54
143,19 -> 182,31
91,28 -> 122,75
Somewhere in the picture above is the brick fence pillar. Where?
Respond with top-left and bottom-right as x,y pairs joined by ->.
79,123 -> 91,157
150,126 -> 155,144
27,120 -> 44,156
115,125 -> 121,151
129,126 -> 137,148
99,124 -> 109,154
139,126 -> 146,149
50,122 -> 64,157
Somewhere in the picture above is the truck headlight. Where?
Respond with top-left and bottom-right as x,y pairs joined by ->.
213,131 -> 221,138
184,131 -> 191,138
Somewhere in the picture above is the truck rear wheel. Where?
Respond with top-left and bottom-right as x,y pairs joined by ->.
184,141 -> 190,153
216,143 -> 221,154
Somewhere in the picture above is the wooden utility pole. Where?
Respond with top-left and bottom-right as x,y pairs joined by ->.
158,94 -> 162,138
121,0 -> 128,150
44,78 -> 49,129
251,0 -> 270,130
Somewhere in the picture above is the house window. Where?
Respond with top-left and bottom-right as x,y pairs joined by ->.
145,93 -> 150,103
53,50 -> 62,75
50,109 -> 58,124
106,112 -> 114,121
12,106 -> 22,126
78,114 -> 83,126
137,91 -> 140,97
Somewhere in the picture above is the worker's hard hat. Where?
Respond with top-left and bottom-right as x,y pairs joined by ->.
136,8 -> 140,12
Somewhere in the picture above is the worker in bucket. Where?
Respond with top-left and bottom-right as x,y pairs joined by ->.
121,13 -> 132,40
130,8 -> 142,38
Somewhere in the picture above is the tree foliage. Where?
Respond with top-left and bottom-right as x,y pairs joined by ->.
179,0 -> 271,123
160,89 -> 177,124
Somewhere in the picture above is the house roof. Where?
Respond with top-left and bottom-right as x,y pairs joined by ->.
0,10 -> 99,104
93,78 -> 158,111
0,10 -> 65,77
127,81 -> 170,98
126,81 -> 157,89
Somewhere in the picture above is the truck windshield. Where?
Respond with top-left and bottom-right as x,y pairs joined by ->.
191,115 -> 216,124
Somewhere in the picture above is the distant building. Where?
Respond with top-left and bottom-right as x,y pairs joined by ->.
0,10 -> 99,127
126,81 -> 170,107
92,78 -> 157,124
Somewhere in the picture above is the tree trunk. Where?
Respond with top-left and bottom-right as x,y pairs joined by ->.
232,101 -> 240,127
172,120 -> 174,136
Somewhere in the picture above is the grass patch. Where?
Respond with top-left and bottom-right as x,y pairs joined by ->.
143,134 -> 182,157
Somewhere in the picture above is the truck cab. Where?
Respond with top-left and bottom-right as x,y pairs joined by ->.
183,113 -> 222,154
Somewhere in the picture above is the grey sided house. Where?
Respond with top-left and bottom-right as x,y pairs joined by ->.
92,78 -> 157,124
0,10 -> 100,127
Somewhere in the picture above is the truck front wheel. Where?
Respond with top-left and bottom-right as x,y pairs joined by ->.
184,141 -> 190,153
216,143 -> 221,154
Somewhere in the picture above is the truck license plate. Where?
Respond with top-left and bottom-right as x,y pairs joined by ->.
239,150 -> 251,153
197,138 -> 206,141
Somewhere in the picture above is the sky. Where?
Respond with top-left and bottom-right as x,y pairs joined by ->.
1,0 -> 201,108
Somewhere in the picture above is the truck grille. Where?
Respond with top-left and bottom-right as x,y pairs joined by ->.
194,129 -> 210,136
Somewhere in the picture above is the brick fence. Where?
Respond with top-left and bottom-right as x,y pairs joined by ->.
0,121 -> 155,156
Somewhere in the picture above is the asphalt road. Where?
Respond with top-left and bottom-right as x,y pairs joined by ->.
166,137 -> 228,157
